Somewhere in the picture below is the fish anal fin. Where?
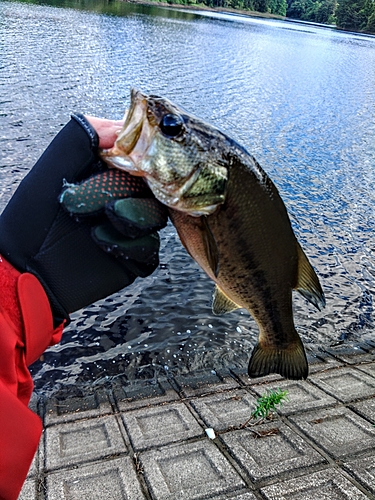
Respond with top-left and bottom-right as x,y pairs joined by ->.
295,242 -> 325,311
248,336 -> 308,380
200,216 -> 220,278
212,285 -> 241,315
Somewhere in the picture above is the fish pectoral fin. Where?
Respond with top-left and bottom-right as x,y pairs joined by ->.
295,242 -> 325,311
200,216 -> 220,278
248,334 -> 308,380
212,285 -> 241,315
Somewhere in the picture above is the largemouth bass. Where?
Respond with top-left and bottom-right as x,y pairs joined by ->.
101,89 -> 325,380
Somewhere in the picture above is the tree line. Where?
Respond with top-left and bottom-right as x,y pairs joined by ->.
287,0 -> 375,31
164,0 -> 375,32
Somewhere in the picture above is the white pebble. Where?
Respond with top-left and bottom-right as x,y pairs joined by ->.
205,428 -> 216,439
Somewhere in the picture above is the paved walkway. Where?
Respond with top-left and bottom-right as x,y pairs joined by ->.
21,341 -> 375,499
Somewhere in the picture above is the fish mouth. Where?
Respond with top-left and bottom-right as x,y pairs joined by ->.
100,88 -> 153,174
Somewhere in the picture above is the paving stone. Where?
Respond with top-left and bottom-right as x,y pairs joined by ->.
323,343 -> 374,365
29,392 -> 39,415
344,454 -> 375,494
18,478 -> 36,500
232,368 -> 283,386
212,491 -> 258,500
305,349 -> 343,374
355,360 -> 375,378
46,457 -> 146,499
260,468 -> 369,499
121,402 -> 203,450
290,406 -> 375,459
27,441 -> 40,478
113,377 -> 179,411
174,369 -> 239,397
139,440 -> 246,499
251,380 -> 337,415
215,492 -> 258,500
45,415 -> 127,470
190,389 -> 257,431
45,388 -> 112,425
350,396 -> 375,424
310,366 -> 375,403
219,421 -> 325,483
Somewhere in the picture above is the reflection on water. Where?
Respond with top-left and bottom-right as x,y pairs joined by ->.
1,0 -> 375,393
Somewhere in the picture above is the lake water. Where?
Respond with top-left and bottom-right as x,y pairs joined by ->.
1,0 -> 375,393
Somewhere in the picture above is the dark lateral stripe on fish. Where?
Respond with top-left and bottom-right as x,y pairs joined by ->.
248,339 -> 308,380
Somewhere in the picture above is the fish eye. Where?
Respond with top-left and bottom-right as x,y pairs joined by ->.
160,114 -> 184,138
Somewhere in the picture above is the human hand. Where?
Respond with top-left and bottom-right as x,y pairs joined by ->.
0,112 -> 169,500
60,168 -> 168,275
0,114 -> 167,325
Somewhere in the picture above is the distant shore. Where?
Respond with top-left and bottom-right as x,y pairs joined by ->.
120,0 -> 375,35
124,0 -> 285,20
121,0 -> 337,29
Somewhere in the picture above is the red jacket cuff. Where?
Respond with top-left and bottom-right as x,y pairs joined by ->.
0,256 -> 64,366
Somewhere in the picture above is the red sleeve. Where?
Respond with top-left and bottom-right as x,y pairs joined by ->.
0,382 -> 42,500
0,256 -> 64,500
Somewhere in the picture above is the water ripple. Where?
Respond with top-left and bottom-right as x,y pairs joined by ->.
1,0 -> 375,393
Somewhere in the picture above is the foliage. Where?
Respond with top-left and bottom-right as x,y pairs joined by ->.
237,388 -> 288,430
335,0 -> 375,31
286,0 -> 375,29
192,0 -> 287,14
170,0 -> 375,32
251,388 -> 289,420
157,0 -> 375,32
286,0 -> 337,24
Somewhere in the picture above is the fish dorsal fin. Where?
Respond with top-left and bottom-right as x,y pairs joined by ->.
212,285 -> 241,315
295,242 -> 325,311
200,216 -> 220,278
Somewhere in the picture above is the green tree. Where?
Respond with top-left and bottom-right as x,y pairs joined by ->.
287,0 -> 336,22
362,0 -> 375,29
272,0 -> 288,15
365,8 -> 375,29
253,0 -> 269,12
315,0 -> 337,22
287,0 -> 307,18
335,0 -> 374,30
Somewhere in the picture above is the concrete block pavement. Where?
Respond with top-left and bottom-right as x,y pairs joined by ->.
18,344 -> 375,499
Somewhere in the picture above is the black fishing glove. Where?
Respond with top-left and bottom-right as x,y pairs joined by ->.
0,114 -> 167,326
60,169 -> 168,273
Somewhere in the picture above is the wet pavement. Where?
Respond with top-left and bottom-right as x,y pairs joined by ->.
21,341 -> 375,499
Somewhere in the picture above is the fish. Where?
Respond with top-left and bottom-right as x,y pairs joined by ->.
101,89 -> 325,380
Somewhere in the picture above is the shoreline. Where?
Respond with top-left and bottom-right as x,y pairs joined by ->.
122,0 -> 329,26
122,0 -> 375,35
124,0 -> 285,20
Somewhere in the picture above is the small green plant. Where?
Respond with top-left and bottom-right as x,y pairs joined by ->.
240,388 -> 288,429
207,388 -> 289,438
252,388 -> 288,420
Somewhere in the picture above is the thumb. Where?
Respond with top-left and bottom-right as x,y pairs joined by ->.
84,115 -> 124,149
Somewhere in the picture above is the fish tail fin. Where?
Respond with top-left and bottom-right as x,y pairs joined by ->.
248,335 -> 308,380
295,242 -> 325,311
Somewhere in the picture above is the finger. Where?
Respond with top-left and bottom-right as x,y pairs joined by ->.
60,170 -> 151,215
92,223 -> 160,263
84,116 -> 124,149
105,198 -> 168,238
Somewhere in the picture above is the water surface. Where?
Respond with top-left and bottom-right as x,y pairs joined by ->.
1,0 -> 375,393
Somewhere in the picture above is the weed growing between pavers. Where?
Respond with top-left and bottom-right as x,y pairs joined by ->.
249,388 -> 289,422
205,388 -> 289,439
